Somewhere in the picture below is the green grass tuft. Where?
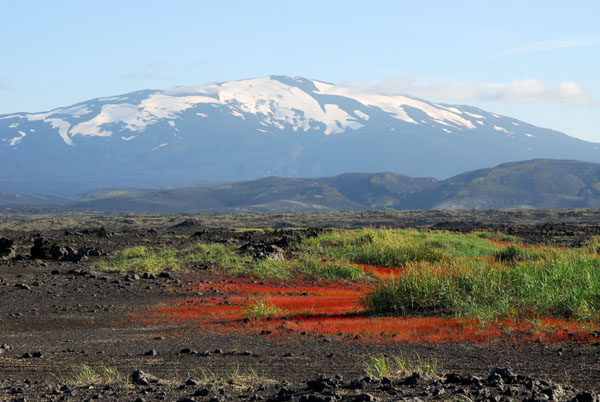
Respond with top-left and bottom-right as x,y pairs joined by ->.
363,252 -> 600,321
364,354 -> 439,379
245,298 -> 284,319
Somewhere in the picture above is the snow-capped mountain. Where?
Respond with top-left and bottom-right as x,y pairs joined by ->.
1,75 -> 598,195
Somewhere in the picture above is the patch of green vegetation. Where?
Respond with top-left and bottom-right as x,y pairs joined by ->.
301,228 -> 515,266
191,365 -> 270,386
94,246 -> 179,274
296,258 -> 364,281
186,243 -> 252,268
231,258 -> 293,280
245,298 -> 284,319
54,364 -> 129,387
364,354 -> 439,379
363,252 -> 600,321
493,244 -> 558,264
584,236 -> 600,255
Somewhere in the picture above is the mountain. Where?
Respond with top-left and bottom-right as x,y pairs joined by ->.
1,76 -> 599,195
65,160 -> 600,212
0,191 -> 69,206
401,159 -> 600,210
72,172 -> 436,213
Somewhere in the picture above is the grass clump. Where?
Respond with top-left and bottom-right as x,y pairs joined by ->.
230,258 -> 293,280
186,243 -> 252,268
301,228 -> 514,267
297,259 -> 364,281
94,246 -> 179,274
363,253 -> 600,321
364,354 -> 439,379
245,298 -> 284,319
54,364 -> 129,387
584,236 -> 600,255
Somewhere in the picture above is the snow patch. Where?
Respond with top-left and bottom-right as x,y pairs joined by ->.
99,96 -> 127,102
525,133 -> 536,138
354,110 -> 370,120
45,118 -> 72,145
207,77 -> 364,135
493,125 -> 510,133
168,121 -> 176,127
151,143 -> 168,151
512,122 -> 520,126
476,120 -> 484,125
313,80 -> 475,129
9,123 -> 18,128
71,104 -> 141,137
196,112 -> 208,117
9,130 -> 27,146
121,136 -> 136,141
139,93 -> 217,120
442,128 -> 452,134
54,105 -> 92,118
230,109 -> 245,119
464,111 -> 485,119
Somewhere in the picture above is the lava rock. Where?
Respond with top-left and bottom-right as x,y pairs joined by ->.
488,367 -> 517,384
0,238 -> 15,259
131,369 -> 160,385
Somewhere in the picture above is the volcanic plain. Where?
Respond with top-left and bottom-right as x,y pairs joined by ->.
1,210 -> 600,401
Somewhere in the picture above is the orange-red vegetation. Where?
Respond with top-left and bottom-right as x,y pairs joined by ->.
132,274 -> 597,345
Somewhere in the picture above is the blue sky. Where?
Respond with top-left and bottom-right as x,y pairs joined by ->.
1,1 -> 599,141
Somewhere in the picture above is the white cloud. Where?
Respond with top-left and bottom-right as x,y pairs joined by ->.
497,37 -> 600,57
343,76 -> 597,107
492,79 -> 594,105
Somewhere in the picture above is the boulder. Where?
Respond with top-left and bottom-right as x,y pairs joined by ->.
0,238 -> 15,259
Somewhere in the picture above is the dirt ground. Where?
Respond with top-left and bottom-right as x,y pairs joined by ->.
2,211 -> 600,401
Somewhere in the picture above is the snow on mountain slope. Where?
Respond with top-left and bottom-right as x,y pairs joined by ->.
1,76 -> 503,146
0,75 -> 598,195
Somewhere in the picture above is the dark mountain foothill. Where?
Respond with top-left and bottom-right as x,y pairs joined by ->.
24,159 -> 600,213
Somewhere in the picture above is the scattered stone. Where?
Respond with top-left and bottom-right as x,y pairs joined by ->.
194,388 -> 211,397
0,238 -> 15,259
184,377 -> 200,386
21,351 -> 42,358
402,372 -> 420,387
571,392 -> 599,402
131,369 -> 161,386
145,349 -> 158,356
354,393 -> 375,402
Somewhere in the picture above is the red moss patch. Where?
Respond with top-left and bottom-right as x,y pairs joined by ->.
132,274 -> 596,345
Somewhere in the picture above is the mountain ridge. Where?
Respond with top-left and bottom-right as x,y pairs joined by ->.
3,159 -> 600,213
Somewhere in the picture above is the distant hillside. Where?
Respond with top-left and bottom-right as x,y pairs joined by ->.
0,191 -> 69,206
402,159 -> 600,209
72,173 -> 436,213
4,159 -> 600,212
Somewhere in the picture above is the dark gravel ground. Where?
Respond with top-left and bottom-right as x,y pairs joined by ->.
2,215 -> 600,401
